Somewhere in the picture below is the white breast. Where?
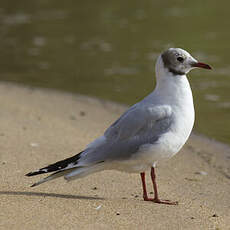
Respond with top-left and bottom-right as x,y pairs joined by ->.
144,73 -> 195,163
128,73 -> 195,170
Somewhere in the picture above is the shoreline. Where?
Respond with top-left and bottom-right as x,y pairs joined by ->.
0,82 -> 229,230
3,80 -> 230,149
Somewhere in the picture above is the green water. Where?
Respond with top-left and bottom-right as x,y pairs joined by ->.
0,0 -> 230,144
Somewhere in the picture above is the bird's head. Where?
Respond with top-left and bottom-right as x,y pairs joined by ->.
158,48 -> 211,76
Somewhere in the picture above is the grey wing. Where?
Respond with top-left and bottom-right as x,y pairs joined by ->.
80,104 -> 173,164
104,104 -> 172,141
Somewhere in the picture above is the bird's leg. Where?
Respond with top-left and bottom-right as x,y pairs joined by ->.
150,166 -> 178,205
140,169 -> 178,204
140,172 -> 153,201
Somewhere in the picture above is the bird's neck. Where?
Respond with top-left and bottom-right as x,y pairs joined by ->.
151,57 -> 193,106
155,74 -> 192,101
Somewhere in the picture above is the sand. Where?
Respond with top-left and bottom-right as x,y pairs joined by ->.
0,82 -> 229,230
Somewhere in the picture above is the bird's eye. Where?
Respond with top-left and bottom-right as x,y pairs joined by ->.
177,57 -> 184,62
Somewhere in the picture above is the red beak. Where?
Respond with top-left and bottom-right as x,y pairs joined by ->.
192,62 -> 212,70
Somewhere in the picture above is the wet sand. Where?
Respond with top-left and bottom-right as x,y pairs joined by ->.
0,82 -> 229,230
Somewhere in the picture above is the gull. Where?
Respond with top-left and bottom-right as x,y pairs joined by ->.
26,48 -> 211,205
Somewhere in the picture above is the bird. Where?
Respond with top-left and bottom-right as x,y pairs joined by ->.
26,48 -> 211,205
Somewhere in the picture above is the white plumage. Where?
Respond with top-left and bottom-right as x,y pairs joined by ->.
26,48 -> 211,204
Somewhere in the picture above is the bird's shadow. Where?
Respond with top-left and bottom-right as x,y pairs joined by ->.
0,191 -> 104,200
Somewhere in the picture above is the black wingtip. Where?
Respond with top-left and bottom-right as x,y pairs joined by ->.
25,171 -> 42,177
30,183 -> 36,187
26,151 -> 83,177
25,172 -> 32,177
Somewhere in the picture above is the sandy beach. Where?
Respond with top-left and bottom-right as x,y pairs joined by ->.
0,82 -> 229,230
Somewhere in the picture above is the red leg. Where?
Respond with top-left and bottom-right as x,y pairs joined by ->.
140,172 -> 153,201
140,168 -> 178,205
150,167 -> 178,205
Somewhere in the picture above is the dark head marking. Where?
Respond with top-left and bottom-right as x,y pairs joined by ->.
161,49 -> 186,75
